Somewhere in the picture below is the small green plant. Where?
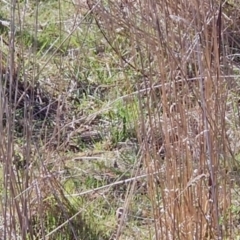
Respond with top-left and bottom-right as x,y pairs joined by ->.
107,100 -> 137,145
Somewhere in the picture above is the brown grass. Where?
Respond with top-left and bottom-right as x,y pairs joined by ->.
87,0 -> 240,239
1,0 -> 240,239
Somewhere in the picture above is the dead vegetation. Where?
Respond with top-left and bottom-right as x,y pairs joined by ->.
1,0 -> 240,239
87,0 -> 240,239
